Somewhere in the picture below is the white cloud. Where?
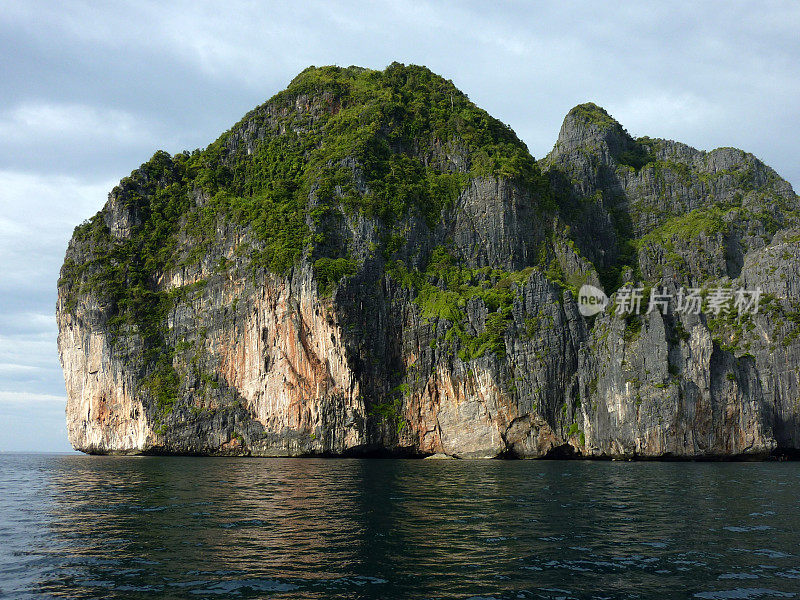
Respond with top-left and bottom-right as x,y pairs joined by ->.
0,311 -> 56,336
0,333 -> 59,369
613,93 -> 725,140
0,363 -> 39,373
0,102 -> 158,147
0,170 -> 113,292
0,391 -> 65,404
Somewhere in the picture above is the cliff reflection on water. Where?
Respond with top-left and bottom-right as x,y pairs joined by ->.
1,455 -> 799,599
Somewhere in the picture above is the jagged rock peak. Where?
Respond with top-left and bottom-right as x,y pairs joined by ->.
553,102 -> 636,159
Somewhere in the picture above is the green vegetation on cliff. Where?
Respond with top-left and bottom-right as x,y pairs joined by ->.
204,62 -> 551,235
60,63 -> 558,414
567,103 -> 618,130
65,63 -> 552,303
57,62 -> 800,458
388,247 -> 537,360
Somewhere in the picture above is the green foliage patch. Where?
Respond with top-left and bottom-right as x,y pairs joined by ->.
638,206 -> 730,247
313,257 -> 358,296
388,247 -> 535,360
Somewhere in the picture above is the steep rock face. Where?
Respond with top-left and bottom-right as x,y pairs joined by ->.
57,65 -> 800,458
542,103 -> 800,458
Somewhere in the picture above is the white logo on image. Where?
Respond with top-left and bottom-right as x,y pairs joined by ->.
577,284 -> 609,317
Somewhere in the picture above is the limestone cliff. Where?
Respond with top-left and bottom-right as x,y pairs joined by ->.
57,64 -> 800,458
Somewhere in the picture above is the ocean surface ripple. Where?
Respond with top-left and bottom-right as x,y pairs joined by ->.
1,455 -> 798,599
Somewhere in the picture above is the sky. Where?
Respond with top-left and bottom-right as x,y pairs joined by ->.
1,1 -> 798,452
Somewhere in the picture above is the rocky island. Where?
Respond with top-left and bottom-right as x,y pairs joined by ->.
57,63 -> 800,458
